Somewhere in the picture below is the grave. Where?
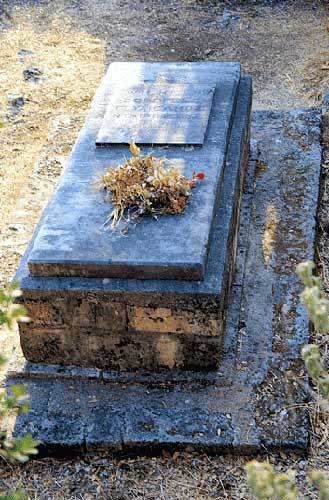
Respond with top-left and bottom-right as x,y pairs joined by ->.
9,68 -> 323,452
15,62 -> 252,371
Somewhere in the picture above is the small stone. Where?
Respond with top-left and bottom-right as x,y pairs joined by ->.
93,458 -> 109,466
23,67 -> 43,83
220,9 -> 241,30
18,49 -> 34,57
7,94 -> 25,113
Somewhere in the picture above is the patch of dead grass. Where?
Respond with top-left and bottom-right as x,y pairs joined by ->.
262,204 -> 279,265
295,52 -> 329,103
0,7 -> 105,232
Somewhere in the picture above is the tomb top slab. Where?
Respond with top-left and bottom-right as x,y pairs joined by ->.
27,62 -> 241,280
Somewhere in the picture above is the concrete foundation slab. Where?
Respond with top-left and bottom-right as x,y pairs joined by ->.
8,105 -> 322,454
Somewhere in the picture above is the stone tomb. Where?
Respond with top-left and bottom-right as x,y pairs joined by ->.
15,62 -> 252,371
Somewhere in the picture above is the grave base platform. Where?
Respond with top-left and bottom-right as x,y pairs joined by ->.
7,105 -> 322,453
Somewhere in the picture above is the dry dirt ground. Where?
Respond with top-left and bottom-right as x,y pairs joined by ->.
1,0 -> 329,498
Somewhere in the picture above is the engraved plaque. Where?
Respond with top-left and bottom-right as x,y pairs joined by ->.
96,82 -> 216,146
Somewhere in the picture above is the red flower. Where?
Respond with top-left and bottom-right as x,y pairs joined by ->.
195,172 -> 205,181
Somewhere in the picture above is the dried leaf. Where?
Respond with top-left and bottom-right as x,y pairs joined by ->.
129,142 -> 141,157
101,143 -> 205,229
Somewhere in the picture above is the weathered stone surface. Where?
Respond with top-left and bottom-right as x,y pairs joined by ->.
127,305 -> 219,336
27,62 -> 241,281
19,327 -> 222,371
72,300 -> 127,330
322,91 -> 329,146
123,406 -> 234,449
96,82 -> 215,145
9,105 -> 322,454
15,74 -> 252,371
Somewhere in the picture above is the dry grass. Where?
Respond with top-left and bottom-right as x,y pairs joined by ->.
0,452 -> 251,500
296,52 -> 329,102
308,117 -> 329,491
262,204 -> 279,265
0,7 -> 105,233
101,143 -> 204,230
